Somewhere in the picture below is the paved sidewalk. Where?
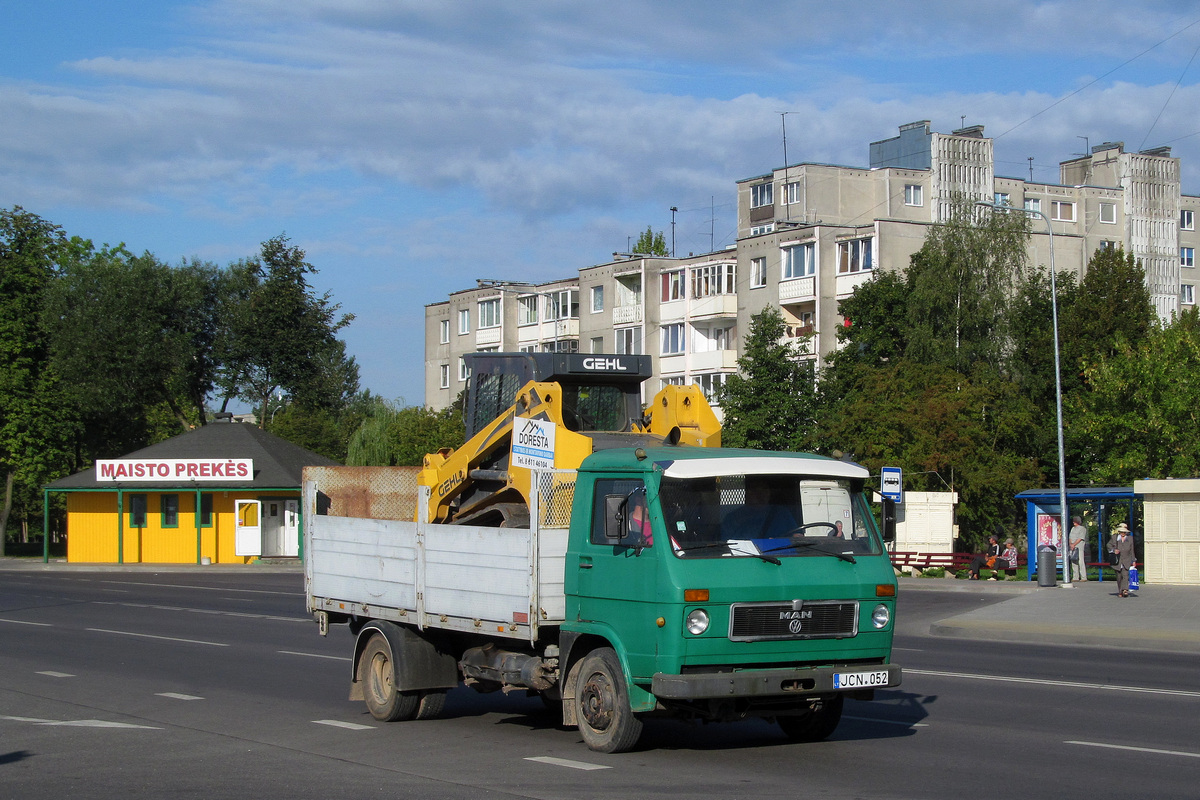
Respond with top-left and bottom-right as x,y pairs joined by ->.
902,575 -> 1200,654
0,556 -> 303,574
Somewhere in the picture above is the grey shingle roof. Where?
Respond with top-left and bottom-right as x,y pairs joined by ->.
46,421 -> 341,491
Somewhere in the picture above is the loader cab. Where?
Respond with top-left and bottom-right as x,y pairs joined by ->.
464,352 -> 654,437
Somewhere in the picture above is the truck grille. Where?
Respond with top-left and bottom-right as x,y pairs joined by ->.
728,601 -> 858,641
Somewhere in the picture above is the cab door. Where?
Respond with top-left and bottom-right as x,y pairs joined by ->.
234,500 -> 262,557
571,478 -> 659,677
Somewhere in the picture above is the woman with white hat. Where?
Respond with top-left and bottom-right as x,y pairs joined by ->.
1106,523 -> 1136,597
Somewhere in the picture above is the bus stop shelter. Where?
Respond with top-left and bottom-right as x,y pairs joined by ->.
1015,487 -> 1141,582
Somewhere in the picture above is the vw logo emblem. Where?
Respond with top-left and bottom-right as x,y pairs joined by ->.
788,619 -> 803,634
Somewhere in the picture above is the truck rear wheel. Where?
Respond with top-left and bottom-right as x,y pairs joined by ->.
778,695 -> 843,742
361,634 -> 419,721
414,690 -> 447,720
573,648 -> 642,753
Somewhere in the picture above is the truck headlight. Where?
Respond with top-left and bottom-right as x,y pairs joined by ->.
871,603 -> 891,629
685,609 -> 710,635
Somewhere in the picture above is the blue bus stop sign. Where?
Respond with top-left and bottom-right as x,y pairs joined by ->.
881,467 -> 903,503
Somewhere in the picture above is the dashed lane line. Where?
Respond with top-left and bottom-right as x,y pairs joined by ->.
0,618 -> 52,626
278,650 -> 352,662
1067,740 -> 1200,759
0,715 -> 160,730
314,719 -> 374,730
86,628 -> 229,647
907,668 -> 1200,699
156,692 -> 204,701
36,671 -> 75,678
525,756 -> 610,771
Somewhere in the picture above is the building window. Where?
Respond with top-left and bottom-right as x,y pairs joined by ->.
750,182 -> 773,208
199,494 -> 213,527
517,295 -> 538,326
693,373 -> 728,403
661,323 -> 685,355
693,325 -> 732,353
440,364 -> 450,388
591,285 -> 604,313
458,357 -> 469,382
160,494 -> 179,528
750,223 -> 775,236
457,309 -> 470,335
750,256 -> 766,288
1025,198 -> 1041,214
439,319 -> 450,344
1184,285 -> 1195,305
1099,240 -> 1117,253
590,336 -> 604,353
691,263 -> 735,298
785,182 -> 802,205
661,375 -> 685,389
545,289 -> 579,321
542,339 -> 578,353
783,242 -> 815,279
1051,201 -> 1075,222
129,495 -> 147,528
837,238 -> 874,274
1183,247 -> 1195,268
478,298 -> 500,329
615,327 -> 641,355
1182,210 -> 1195,231
518,344 -> 536,353
994,192 -> 1010,207
1099,202 -> 1116,224
661,269 -> 686,302
904,184 -> 923,206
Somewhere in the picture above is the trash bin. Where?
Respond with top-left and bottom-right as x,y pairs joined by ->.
1037,545 -> 1057,587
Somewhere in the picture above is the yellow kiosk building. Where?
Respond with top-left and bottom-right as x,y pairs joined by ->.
45,419 -> 338,564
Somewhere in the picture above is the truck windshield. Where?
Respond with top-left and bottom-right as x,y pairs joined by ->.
657,473 -> 882,560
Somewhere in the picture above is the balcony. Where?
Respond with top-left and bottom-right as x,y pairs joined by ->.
689,349 -> 739,372
835,271 -> 873,297
779,277 -> 815,302
475,327 -> 502,347
613,304 -> 643,325
689,294 -> 738,319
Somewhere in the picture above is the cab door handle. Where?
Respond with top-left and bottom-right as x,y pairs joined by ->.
578,556 -> 593,569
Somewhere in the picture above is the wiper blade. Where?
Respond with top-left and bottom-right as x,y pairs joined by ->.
673,540 -> 781,565
762,539 -> 857,563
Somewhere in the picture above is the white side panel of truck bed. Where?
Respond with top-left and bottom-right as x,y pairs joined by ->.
306,513 -> 568,639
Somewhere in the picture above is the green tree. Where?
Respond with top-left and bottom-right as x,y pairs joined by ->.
214,235 -> 358,425
1061,245 -> 1155,386
45,245 -> 214,453
818,359 -> 1043,549
0,209 -> 77,551
633,226 -> 669,257
1069,309 -> 1200,484
905,201 -> 1030,373
346,399 -> 464,467
718,306 -> 817,451
820,270 -> 910,403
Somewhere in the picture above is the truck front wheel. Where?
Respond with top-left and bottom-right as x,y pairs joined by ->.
778,694 -> 844,742
573,648 -> 642,753
361,634 -> 419,721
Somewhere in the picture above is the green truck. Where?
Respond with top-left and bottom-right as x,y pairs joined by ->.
304,444 -> 901,752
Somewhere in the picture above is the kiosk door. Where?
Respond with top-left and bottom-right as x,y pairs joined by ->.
234,500 -> 262,557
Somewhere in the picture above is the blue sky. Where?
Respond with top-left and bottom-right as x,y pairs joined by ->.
3,1 -> 1200,406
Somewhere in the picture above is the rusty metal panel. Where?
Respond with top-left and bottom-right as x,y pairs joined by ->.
303,466 -> 420,521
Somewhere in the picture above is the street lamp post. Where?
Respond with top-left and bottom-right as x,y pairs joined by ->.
976,200 -> 1072,587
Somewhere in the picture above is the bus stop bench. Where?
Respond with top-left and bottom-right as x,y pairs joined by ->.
891,551 -> 1026,577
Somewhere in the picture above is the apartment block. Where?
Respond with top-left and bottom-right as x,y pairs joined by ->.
426,121 -> 1200,411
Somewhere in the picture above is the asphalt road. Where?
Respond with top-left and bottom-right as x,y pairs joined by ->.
2,570 -> 1198,800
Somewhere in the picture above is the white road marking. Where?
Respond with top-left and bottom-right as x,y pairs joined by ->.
0,618 -> 52,626
907,668 -> 1200,699
1067,740 -> 1200,759
95,601 -> 307,624
86,628 -> 229,647
0,715 -> 159,730
844,714 -> 928,727
156,692 -> 204,701
313,719 -> 375,730
525,756 -> 611,771
103,580 -> 297,597
278,650 -> 352,662
36,671 -> 75,678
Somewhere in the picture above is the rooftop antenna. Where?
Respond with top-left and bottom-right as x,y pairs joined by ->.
1028,156 -> 1034,182
780,112 -> 798,221
1077,135 -> 1090,157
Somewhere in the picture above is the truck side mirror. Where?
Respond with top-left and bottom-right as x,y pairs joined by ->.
604,495 -> 626,541
882,499 -> 897,543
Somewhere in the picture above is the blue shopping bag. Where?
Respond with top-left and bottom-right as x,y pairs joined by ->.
1128,566 -> 1139,591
